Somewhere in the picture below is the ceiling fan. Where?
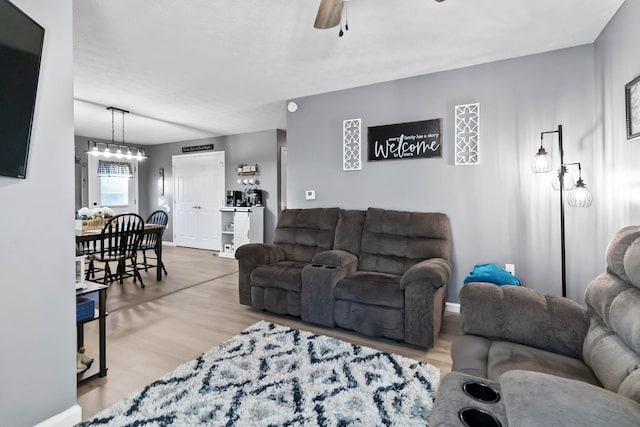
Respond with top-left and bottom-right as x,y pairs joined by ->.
313,0 -> 446,30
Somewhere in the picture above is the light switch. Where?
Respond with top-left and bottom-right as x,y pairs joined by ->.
305,190 -> 316,200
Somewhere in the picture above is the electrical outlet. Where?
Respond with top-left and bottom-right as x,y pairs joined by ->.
505,263 -> 515,275
305,190 -> 316,200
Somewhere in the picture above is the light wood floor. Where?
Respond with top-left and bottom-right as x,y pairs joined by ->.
77,246 -> 460,420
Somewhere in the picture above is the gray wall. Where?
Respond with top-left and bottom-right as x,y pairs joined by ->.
0,1 -> 76,425
593,0 -> 640,261
287,45 -> 599,303
141,129 -> 281,243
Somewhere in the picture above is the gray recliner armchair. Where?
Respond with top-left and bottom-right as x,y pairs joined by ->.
430,225 -> 640,426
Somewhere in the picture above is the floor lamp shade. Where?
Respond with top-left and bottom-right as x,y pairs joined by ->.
532,147 -> 553,173
567,179 -> 593,207
551,166 -> 575,191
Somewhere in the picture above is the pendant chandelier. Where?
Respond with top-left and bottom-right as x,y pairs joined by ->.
87,107 -> 147,160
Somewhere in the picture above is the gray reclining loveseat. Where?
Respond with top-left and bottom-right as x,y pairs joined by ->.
235,207 -> 452,348
431,225 -> 640,426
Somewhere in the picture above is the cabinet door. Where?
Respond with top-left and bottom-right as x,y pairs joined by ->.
234,211 -> 251,248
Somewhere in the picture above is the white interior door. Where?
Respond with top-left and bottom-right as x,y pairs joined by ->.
172,152 -> 225,250
173,161 -> 199,248
197,155 -> 225,250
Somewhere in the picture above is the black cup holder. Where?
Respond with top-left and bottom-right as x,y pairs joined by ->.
324,265 -> 337,269
311,264 -> 323,267
459,407 -> 502,427
462,381 -> 500,403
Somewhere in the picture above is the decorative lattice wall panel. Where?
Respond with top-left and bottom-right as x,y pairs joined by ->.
455,103 -> 480,165
343,118 -> 362,171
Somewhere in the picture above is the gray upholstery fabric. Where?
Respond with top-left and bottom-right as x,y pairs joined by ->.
334,300 -> 404,341
358,208 -> 451,275
334,271 -> 404,308
487,340 -> 601,386
441,226 -> 640,426
460,283 -> 589,359
404,279 -> 447,348
236,207 -> 451,348
451,335 -> 492,378
333,209 -> 366,255
251,261 -> 308,292
500,370 -> 640,427
582,226 -> 640,403
300,255 -> 357,327
235,243 -> 286,305
273,208 -> 340,262
430,372 -> 506,427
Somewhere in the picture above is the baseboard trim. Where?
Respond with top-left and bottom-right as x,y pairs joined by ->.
445,302 -> 460,313
34,404 -> 81,427
162,240 -> 176,247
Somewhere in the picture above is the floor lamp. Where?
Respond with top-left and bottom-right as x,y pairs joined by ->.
533,125 -> 593,297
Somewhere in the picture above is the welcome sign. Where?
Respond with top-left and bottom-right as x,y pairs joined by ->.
367,119 -> 442,161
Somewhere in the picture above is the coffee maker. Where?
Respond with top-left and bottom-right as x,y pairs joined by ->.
226,190 -> 243,207
245,189 -> 263,206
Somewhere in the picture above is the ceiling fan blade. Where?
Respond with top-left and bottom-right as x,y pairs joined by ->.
314,0 -> 343,29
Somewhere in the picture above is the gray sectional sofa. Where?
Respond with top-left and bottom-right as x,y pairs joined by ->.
431,225 -> 640,426
235,207 -> 452,348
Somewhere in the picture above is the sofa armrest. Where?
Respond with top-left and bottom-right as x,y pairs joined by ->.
312,249 -> 358,267
235,243 -> 286,265
460,283 -> 589,359
400,258 -> 451,348
400,258 -> 451,290
235,244 -> 286,305
302,250 -> 358,327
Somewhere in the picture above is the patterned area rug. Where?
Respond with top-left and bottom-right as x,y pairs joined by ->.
78,321 -> 440,426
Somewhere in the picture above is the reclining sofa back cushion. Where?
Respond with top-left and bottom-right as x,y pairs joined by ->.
333,209 -> 367,255
583,225 -> 640,403
273,208 -> 340,262
357,208 -> 451,275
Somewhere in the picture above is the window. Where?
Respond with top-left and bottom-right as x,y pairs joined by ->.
100,177 -> 129,206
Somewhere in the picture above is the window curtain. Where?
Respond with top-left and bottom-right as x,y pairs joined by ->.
97,160 -> 133,178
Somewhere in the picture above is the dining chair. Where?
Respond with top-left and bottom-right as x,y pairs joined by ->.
138,210 -> 169,275
76,238 -> 99,280
92,213 -> 145,287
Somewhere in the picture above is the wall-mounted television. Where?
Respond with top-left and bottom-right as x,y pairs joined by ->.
0,0 -> 44,179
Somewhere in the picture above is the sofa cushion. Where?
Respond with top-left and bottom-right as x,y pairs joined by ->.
333,209 -> 366,255
487,340 -> 601,386
334,300 -> 404,341
273,208 -> 340,262
358,208 -> 451,275
583,315 -> 640,402
451,335 -> 493,378
334,271 -> 404,308
500,370 -> 640,427
251,261 -> 308,292
460,283 -> 589,359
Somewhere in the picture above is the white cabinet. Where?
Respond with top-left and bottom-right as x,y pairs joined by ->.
219,207 -> 264,258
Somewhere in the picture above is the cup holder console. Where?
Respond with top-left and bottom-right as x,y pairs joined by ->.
462,381 -> 501,403
458,407 -> 502,427
311,264 -> 323,267
324,265 -> 337,269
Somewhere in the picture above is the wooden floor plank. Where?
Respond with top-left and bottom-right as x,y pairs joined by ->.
76,246 -> 459,420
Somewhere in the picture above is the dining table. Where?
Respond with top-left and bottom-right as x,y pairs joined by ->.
75,223 -> 165,281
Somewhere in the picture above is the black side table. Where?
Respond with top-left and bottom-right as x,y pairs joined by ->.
76,281 -> 107,382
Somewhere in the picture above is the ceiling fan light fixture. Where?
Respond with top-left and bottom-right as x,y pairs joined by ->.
313,0 -> 343,29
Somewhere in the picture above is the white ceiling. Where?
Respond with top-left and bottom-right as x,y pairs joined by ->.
73,0 -> 625,145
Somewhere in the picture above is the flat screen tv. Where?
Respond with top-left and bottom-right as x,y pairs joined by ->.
0,0 -> 44,179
